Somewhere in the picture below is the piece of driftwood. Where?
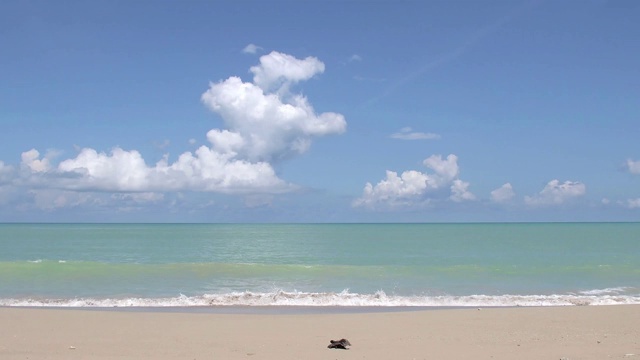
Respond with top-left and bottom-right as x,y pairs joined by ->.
327,338 -> 351,350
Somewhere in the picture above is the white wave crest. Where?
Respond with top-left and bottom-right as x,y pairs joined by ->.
578,287 -> 631,296
2,290 -> 640,308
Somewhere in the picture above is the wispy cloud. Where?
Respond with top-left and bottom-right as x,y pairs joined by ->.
625,198 -> 640,209
365,1 -> 541,106
626,159 -> 640,174
348,54 -> 362,62
27,189 -> 102,211
353,75 -> 387,82
112,192 -> 164,204
390,127 -> 440,140
154,139 -> 171,150
242,43 -> 263,54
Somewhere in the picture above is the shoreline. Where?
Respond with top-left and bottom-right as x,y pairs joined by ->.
3,289 -> 637,307
2,305 -> 639,359
1,305 -> 464,315
2,302 -> 636,315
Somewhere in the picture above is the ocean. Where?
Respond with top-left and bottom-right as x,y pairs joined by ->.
1,223 -> 639,307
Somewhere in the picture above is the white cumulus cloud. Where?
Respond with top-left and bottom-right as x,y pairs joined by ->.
491,183 -> 515,203
450,179 -> 476,202
355,170 -> 430,208
201,75 -> 345,162
14,51 -> 345,196
57,148 -> 151,191
249,51 -> 325,92
353,154 -> 475,209
21,149 -> 52,173
390,127 -> 440,140
21,146 -> 290,194
524,180 -> 586,206
422,154 -> 459,187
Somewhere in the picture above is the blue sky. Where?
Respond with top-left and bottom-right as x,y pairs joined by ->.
1,0 -> 638,222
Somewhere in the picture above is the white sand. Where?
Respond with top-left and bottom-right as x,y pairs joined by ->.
1,305 -> 639,359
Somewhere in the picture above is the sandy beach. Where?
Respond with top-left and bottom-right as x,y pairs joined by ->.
1,305 -> 639,360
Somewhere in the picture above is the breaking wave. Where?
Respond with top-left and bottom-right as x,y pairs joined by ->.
577,287 -> 632,296
3,289 -> 640,308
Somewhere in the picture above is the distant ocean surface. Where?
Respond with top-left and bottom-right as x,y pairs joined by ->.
1,223 -> 639,308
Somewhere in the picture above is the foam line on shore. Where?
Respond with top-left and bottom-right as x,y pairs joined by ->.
2,289 -> 640,307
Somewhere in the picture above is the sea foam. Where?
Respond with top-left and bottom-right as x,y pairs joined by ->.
2,289 -> 640,308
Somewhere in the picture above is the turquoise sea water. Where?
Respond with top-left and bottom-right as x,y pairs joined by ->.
1,223 -> 639,307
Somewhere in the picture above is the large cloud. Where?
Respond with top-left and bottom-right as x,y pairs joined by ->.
524,180 -> 586,206
201,76 -> 346,162
21,145 -> 289,194
353,154 -> 475,209
14,51 -> 345,196
56,148 -> 150,191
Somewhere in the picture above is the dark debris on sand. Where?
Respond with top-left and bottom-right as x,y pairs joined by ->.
327,338 -> 351,350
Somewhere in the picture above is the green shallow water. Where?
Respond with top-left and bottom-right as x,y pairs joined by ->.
1,223 -> 639,305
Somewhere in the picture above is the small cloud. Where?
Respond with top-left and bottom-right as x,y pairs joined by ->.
248,51 -> 325,92
390,127 -> 441,140
626,159 -> 640,174
450,179 -> 475,202
188,138 -> 197,145
21,149 -> 53,173
348,54 -> 362,62
242,43 -> 263,54
490,183 -> 515,203
154,139 -> 171,150
524,180 -> 586,206
625,198 -> 640,209
353,154 -> 474,209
